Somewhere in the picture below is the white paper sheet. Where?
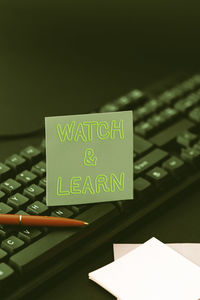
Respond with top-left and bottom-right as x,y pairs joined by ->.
113,242 -> 200,266
114,242 -> 200,300
89,237 -> 200,300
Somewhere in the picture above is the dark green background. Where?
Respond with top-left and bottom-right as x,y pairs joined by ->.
0,1 -> 200,299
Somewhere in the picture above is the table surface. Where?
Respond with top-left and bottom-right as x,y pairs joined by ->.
0,1 -> 200,299
37,185 -> 200,300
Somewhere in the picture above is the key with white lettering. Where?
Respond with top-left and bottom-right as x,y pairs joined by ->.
20,146 -> 42,166
26,201 -> 49,215
31,161 -> 46,178
134,149 -> 168,176
146,167 -> 170,188
1,236 -> 25,255
0,163 -> 12,182
16,170 -> 38,187
5,154 -> 27,174
7,193 -> 30,210
162,156 -> 187,178
0,179 -> 22,196
51,207 -> 74,218
18,228 -> 43,244
23,184 -> 45,201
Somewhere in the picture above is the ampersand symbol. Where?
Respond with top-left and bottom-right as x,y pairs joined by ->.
83,148 -> 97,166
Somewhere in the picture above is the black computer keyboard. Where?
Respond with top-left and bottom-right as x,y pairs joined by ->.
0,72 -> 200,299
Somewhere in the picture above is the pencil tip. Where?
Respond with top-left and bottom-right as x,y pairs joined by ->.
84,222 -> 89,225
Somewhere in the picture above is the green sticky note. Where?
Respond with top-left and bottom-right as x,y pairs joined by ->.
45,111 -> 133,206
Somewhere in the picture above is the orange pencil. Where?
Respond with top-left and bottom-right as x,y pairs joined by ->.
0,214 -> 88,227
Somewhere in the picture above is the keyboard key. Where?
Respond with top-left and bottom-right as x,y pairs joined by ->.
145,99 -> 161,113
23,184 -> 45,201
162,156 -> 186,178
178,78 -> 197,93
192,74 -> 200,86
194,140 -> 200,152
67,205 -> 80,215
99,103 -> 119,113
150,118 -> 194,147
40,139 -> 46,155
0,249 -> 8,262
0,191 -> 6,202
31,161 -> 46,178
5,154 -> 27,174
114,96 -> 134,110
16,210 -> 29,216
176,131 -> 197,148
180,147 -> 200,167
127,89 -> 146,106
148,114 -> 166,130
0,226 -> 16,240
1,236 -> 25,255
159,107 -> 179,122
174,94 -> 199,112
9,203 -> 118,273
18,228 -> 43,244
0,163 -> 12,182
7,193 -> 30,210
42,196 -> 46,204
0,263 -> 14,284
0,179 -> 22,196
20,146 -> 42,165
134,135 -> 153,156
189,107 -> 200,123
146,167 -> 169,187
134,149 -> 168,175
16,170 -> 37,187
135,121 -> 153,137
26,201 -> 49,215
51,207 -> 74,218
158,88 -> 180,105
135,105 -> 150,121
38,177 -> 46,189
0,203 -> 13,214
134,177 -> 152,198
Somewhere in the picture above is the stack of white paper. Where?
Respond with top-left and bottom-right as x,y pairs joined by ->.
89,237 -> 200,300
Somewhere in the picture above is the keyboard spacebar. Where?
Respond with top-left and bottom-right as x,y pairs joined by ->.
9,203 -> 118,273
